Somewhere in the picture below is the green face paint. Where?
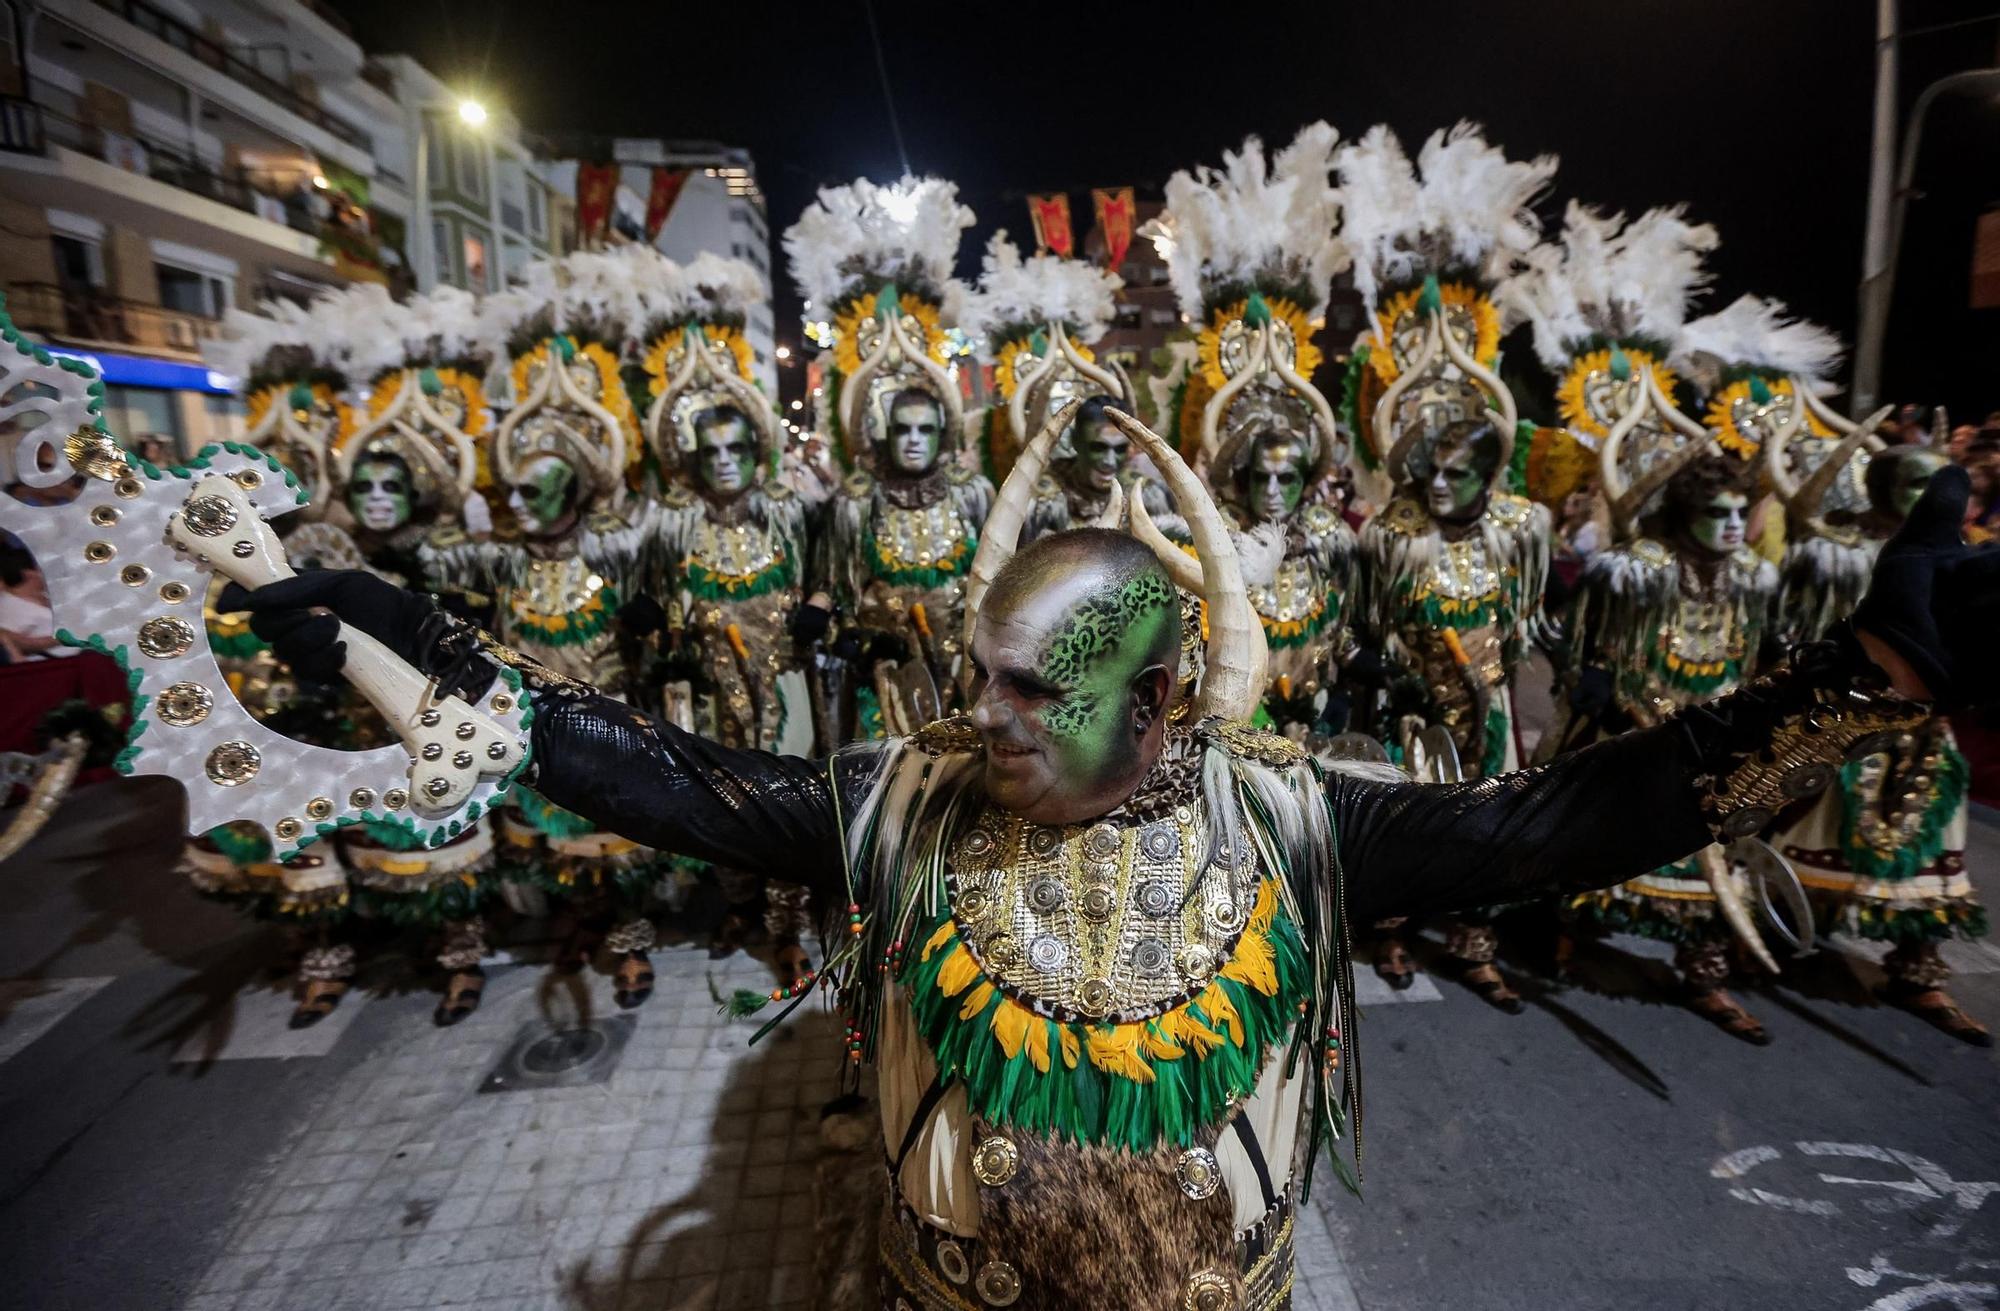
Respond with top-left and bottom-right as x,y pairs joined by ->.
509,455 -> 577,537
1424,435 -> 1491,521
347,456 -> 413,531
1243,435 -> 1307,525
1035,572 -> 1177,741
1892,450 -> 1948,518
1065,418 -> 1129,495
695,411 -> 757,498
1688,491 -> 1749,555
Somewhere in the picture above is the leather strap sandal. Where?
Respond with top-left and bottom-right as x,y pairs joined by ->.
434,967 -> 485,1027
613,952 -> 655,1009
1462,962 -> 1525,1014
1887,986 -> 1994,1047
1373,936 -> 1417,991
289,977 -> 348,1030
1689,988 -> 1770,1045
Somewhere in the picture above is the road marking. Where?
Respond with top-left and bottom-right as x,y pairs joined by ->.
1716,1142 -> 2000,1238
0,976 -> 115,1064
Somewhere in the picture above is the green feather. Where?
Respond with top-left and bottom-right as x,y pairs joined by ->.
875,283 -> 901,321
419,367 -> 443,396
1749,374 -> 1774,405
1244,291 -> 1273,327
1608,346 -> 1631,382
1417,274 -> 1442,317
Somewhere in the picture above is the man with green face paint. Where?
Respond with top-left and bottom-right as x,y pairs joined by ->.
231,392 -> 1999,1307
1770,440 -> 1989,1043
1356,408 -> 1551,1009
1021,395 -> 1172,541
651,396 -> 819,983
1555,453 -> 1780,1042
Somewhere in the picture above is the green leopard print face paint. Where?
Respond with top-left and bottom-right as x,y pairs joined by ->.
1035,572 -> 1177,740
508,455 -> 577,538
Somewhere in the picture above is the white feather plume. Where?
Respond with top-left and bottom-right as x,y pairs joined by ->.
1500,201 -> 1718,370
1677,294 -> 1844,385
959,230 -> 1122,349
205,294 -> 343,382
1235,521 -> 1288,588
474,247 -> 645,358
1337,120 -> 1557,314
782,175 -> 974,311
1151,122 -> 1346,319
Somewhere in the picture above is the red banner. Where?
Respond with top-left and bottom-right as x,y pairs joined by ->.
1093,187 -> 1136,271
645,167 -> 690,243
1027,193 -> 1073,257
575,162 -> 619,247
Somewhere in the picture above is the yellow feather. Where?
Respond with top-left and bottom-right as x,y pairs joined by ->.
1158,1004 -> 1226,1057
1220,923 -> 1277,996
922,920 -> 957,961
1197,982 -> 1244,1047
989,996 -> 1032,1059
959,981 -> 995,1021
1023,1017 -> 1051,1073
1140,1023 -> 1186,1061
937,945 -> 983,999
1247,878 -> 1277,933
1058,1024 -> 1081,1069
1085,1024 -> 1156,1083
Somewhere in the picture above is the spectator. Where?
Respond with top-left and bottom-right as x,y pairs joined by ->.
0,546 -> 71,661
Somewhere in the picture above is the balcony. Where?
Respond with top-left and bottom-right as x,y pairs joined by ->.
6,280 -> 223,358
85,0 -> 371,152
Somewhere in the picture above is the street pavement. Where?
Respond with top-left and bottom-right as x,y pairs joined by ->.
1,757 -> 1997,1310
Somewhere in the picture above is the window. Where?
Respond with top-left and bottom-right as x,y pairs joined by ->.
102,385 -> 183,460
455,131 -> 485,202
527,183 -> 546,239
52,235 -> 103,290
155,265 -> 228,318
432,218 -> 452,284
464,234 -> 488,291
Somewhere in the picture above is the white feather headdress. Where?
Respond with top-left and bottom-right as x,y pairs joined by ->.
1337,120 -> 1557,315
782,175 -> 974,311
1677,294 -> 1844,387
475,247 -> 643,359
1147,122 -> 1346,318
683,251 -> 766,321
959,231 -> 1121,350
204,294 -> 350,384
1501,201 -> 1719,371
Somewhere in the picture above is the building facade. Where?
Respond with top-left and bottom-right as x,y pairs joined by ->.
0,0 -> 566,478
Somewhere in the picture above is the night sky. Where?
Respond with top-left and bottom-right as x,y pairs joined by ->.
331,0 -> 2000,416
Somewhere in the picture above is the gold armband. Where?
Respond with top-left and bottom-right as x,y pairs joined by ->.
1698,687 -> 1928,840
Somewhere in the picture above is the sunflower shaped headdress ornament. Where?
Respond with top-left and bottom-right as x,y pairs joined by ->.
333,284 -> 486,517
204,293 -> 360,518
1675,294 -> 1847,462
634,250 -> 783,482
476,248 -> 641,504
1336,122 -> 1556,503
959,231 -> 1129,481
1139,122 -> 1345,491
1497,202 -> 1718,511
782,175 -> 972,469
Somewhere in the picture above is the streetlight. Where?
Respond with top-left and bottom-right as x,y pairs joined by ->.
412,90 -> 493,292
775,345 -> 791,361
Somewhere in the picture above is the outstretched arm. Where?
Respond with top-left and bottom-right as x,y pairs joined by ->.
1337,466 -> 1993,924
221,571 -> 865,899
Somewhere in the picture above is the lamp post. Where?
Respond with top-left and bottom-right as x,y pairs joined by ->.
411,94 -> 490,292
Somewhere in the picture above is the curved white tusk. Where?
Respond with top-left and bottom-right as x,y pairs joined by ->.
1007,331 -> 1057,450
1090,474 -> 1126,530
1053,321 -> 1124,399
1128,487 -> 1203,593
961,397 -> 1083,664
1376,314 -> 1444,485
1436,308 -> 1517,481
1199,325 -> 1269,470
546,342 -> 628,495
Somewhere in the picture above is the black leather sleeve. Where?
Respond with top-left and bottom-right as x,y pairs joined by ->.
1329,722 -> 1712,924
1329,637 -> 1924,924
524,691 -> 873,902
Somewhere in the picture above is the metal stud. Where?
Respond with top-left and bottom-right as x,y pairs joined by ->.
490,694 -> 513,713
273,817 -> 303,841
934,1240 -> 969,1285
383,788 -> 408,811
1178,943 -> 1218,986
970,1135 -> 1018,1187
974,1261 -> 1021,1307
137,617 -> 196,658
90,505 -> 121,526
113,476 -> 143,499
1175,1147 -> 1221,1199
1076,977 -> 1113,1018
179,494 -> 238,537
1136,880 -> 1176,918
1078,886 -> 1115,921
420,709 -> 442,728
231,469 -> 263,489
204,741 -> 261,786
1026,878 -> 1066,914
455,721 -> 476,740
156,682 -> 214,727
1028,935 -> 1068,973
305,797 -> 334,820
423,776 -> 452,799
1131,938 -> 1169,974
1181,1269 -> 1234,1311
119,563 -> 150,586
158,581 -> 190,604
422,743 -> 444,761
486,742 -> 509,761
83,540 -> 114,563
349,788 -> 377,810
453,750 -> 474,769
231,540 -> 254,559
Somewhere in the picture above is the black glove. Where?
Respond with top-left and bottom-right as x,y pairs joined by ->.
831,631 -> 865,662
618,594 -> 666,640
790,601 -> 834,645
866,632 -> 912,666
218,570 -> 443,683
1851,465 -> 2000,709
1569,666 -> 1614,715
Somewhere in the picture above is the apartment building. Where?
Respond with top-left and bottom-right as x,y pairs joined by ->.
0,0 -> 566,471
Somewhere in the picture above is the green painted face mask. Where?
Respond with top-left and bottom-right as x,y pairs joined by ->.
348,457 -> 413,531
509,456 -> 577,536
695,414 -> 758,498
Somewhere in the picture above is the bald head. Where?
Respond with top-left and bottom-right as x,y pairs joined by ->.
970,529 -> 1180,823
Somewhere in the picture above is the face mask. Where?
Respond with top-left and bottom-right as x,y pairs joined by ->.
1889,452 -> 1948,518
968,564 -> 1177,824
696,418 -> 757,497
348,459 -> 412,531
507,457 -> 576,537
1689,492 -> 1749,554
1424,441 -> 1490,521
886,397 -> 943,475
1067,420 -> 1129,494
1244,437 -> 1306,525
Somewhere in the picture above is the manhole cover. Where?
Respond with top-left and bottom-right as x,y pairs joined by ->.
480,1014 -> 635,1094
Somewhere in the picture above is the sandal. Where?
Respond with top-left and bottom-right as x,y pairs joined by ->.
614,953 -> 655,1009
1373,935 -> 1416,991
434,967 -> 485,1027
1689,989 -> 1770,1045
1887,986 -> 1994,1047
289,977 -> 348,1030
1462,962 -> 1524,1014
